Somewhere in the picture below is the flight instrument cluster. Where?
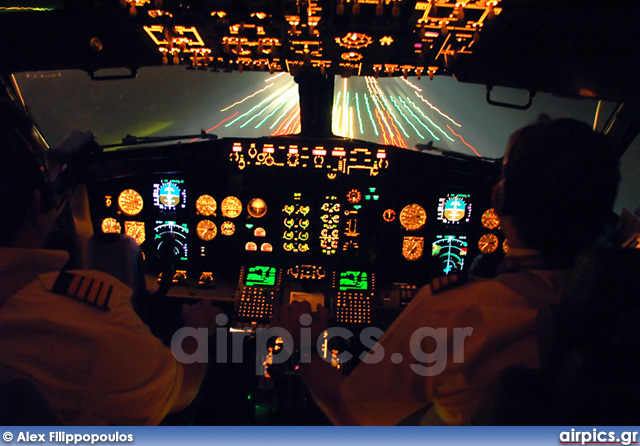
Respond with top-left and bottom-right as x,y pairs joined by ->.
88,137 -> 503,312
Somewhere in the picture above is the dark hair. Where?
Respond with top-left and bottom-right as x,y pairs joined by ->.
0,92 -> 52,246
501,118 -> 619,261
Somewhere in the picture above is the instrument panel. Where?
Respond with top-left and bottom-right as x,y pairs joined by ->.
88,137 -> 504,314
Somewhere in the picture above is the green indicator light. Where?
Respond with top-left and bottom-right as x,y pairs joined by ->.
373,195 -> 380,200
246,224 -> 254,229
369,187 -> 376,193
365,195 -> 371,200
354,205 -> 362,210
247,395 -> 252,400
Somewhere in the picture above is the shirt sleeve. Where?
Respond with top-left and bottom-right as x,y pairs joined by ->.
79,283 -> 185,425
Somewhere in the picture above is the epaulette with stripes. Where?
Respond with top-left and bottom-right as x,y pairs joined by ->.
51,271 -> 112,311
430,273 -> 469,294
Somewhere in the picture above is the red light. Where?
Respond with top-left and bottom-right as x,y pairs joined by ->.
312,148 -> 327,156
232,143 -> 243,152
376,151 -> 387,159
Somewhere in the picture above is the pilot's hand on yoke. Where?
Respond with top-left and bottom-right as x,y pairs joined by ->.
270,300 -> 329,352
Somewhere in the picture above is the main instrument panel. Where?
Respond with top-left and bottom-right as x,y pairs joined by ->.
88,136 -> 503,323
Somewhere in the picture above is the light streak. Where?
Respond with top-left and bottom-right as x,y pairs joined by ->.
241,89 -> 298,128
224,84 -> 293,127
355,93 -> 364,135
220,83 -> 274,112
414,91 -> 462,127
255,91 -> 298,128
401,77 -> 422,92
389,96 -> 424,139
447,125 -> 483,158
404,96 -> 456,141
385,110 -> 408,148
363,94 -> 379,136
266,72 -> 287,82
269,98 -> 300,130
189,112 -> 240,142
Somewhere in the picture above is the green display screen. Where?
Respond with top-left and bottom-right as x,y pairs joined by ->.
339,271 -> 368,291
245,266 -> 276,287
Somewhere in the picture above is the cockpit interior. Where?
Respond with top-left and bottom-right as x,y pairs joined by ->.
1,0 -> 640,425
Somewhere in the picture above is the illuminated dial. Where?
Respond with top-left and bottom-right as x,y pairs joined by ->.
247,198 -> 267,218
383,209 -> 396,222
118,189 -> 143,216
503,238 -> 510,254
125,221 -> 146,246
196,195 -> 217,216
221,196 -> 242,218
478,233 -> 499,254
220,221 -> 236,236
196,220 -> 217,241
432,235 -> 468,274
399,204 -> 427,231
346,189 -> 362,204
101,218 -> 121,234
402,236 -> 424,261
481,208 -> 501,230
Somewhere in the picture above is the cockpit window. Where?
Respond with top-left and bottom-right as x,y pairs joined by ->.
13,67 -> 300,149
14,66 -> 610,157
332,76 -> 610,158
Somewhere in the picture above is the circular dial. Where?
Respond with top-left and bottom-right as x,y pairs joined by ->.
124,221 -> 146,245
220,221 -> 236,236
247,198 -> 267,218
118,189 -> 143,216
399,204 -> 427,231
221,196 -> 242,218
481,208 -> 501,230
196,195 -> 217,216
196,220 -> 217,241
154,222 -> 188,258
402,236 -> 424,261
346,189 -> 362,204
101,218 -> 121,234
382,209 -> 396,222
478,233 -> 499,254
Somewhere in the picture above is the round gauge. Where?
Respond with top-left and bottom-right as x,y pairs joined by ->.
402,236 -> 424,261
220,221 -> 236,236
503,238 -> 510,254
481,208 -> 501,230
399,204 -> 427,231
196,194 -> 217,216
101,218 -> 121,234
478,233 -> 499,254
221,196 -> 242,218
346,189 -> 362,204
247,198 -> 267,218
124,221 -> 146,246
382,209 -> 396,222
118,189 -> 143,216
196,220 -> 217,241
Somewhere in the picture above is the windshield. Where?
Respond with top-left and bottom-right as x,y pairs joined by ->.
14,67 -> 609,158
13,67 -> 300,148
332,76 -> 609,158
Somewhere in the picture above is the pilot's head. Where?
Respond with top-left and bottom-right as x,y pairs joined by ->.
0,89 -> 60,248
493,115 -> 620,262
